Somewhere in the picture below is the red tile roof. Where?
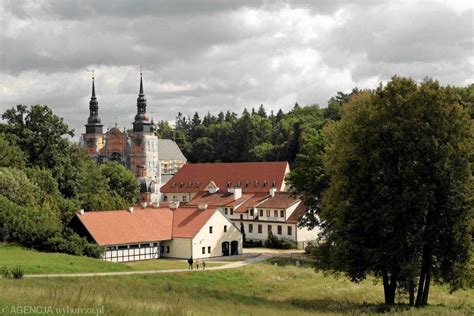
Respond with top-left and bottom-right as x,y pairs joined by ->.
257,192 -> 300,209
161,162 -> 289,194
287,202 -> 307,224
76,206 -> 218,246
187,191 -> 254,208
171,207 -> 217,238
234,193 -> 269,213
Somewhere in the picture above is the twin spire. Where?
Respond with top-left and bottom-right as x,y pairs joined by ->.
85,70 -> 153,134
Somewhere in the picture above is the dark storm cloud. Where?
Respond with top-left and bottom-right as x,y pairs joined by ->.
0,0 -> 472,140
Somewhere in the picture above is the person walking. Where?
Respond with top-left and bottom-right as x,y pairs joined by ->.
188,257 -> 193,270
202,260 -> 206,270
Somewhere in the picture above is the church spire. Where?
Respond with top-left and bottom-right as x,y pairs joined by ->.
85,71 -> 103,134
133,69 -> 152,132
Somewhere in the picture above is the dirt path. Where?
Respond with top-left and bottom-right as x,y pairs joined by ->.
23,253 -> 274,278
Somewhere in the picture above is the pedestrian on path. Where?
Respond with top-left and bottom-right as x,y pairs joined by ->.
188,257 -> 193,270
196,260 -> 200,270
202,260 -> 206,270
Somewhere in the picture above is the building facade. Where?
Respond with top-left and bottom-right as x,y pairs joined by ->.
81,74 -> 185,204
72,204 -> 242,262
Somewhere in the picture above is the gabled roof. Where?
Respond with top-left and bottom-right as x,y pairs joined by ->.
187,191 -> 254,208
76,206 -> 219,246
233,193 -> 269,213
157,139 -> 187,161
287,201 -> 307,224
161,162 -> 289,194
257,192 -> 300,209
172,207 -> 217,238
76,208 -> 173,246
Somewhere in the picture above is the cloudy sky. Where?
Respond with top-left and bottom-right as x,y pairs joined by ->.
1,0 -> 472,138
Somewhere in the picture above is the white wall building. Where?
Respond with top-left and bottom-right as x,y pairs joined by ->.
72,204 -> 242,262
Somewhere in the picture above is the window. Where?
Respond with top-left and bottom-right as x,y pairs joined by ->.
182,195 -> 187,202
258,224 -> 262,234
268,225 -> 272,235
266,210 -> 270,217
240,214 -> 243,220
263,180 -> 267,187
249,224 -> 253,233
274,210 -> 278,217
208,246 -> 211,253
224,208 -> 228,215
163,195 -> 168,202
271,180 -> 276,187
250,209 -> 254,216
259,209 -> 263,217
230,208 -> 234,215
280,210 -> 284,217
209,226 -> 213,234
166,246 -> 170,253
202,247 -> 205,254
224,225 -> 227,232
245,180 -> 250,187
254,180 -> 259,187
277,225 -> 282,235
160,246 -> 164,253
288,226 -> 292,235
226,181 -> 231,188
179,182 -> 184,188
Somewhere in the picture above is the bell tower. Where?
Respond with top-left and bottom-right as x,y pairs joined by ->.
82,73 -> 104,159
130,71 -> 161,203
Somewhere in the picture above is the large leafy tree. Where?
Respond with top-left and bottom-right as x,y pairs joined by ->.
318,77 -> 472,305
99,162 -> 139,205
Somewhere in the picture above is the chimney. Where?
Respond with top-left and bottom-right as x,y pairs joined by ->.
269,187 -> 277,197
233,187 -> 242,200
198,203 -> 208,211
128,206 -> 134,213
208,186 -> 219,194
169,201 -> 180,210
79,209 -> 84,215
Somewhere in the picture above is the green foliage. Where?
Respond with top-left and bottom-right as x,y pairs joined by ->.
99,161 -> 139,205
0,167 -> 42,207
319,77 -> 473,305
264,234 -> 297,249
44,229 -> 102,258
0,134 -> 26,169
0,196 -> 61,248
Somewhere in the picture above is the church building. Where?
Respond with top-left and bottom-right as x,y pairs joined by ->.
81,73 -> 185,203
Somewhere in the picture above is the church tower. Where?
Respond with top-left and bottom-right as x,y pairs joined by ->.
82,75 -> 104,159
130,72 -> 161,203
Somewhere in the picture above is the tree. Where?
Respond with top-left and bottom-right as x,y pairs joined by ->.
257,104 -> 267,118
317,77 -> 473,305
155,120 -> 174,139
0,134 -> 26,169
99,162 -> 139,206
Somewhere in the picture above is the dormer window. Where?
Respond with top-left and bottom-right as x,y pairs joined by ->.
171,182 -> 176,188
187,181 -> 192,188
196,181 -> 201,188
226,181 -> 231,188
254,180 -> 259,187
271,180 -> 276,187
179,182 -> 184,188
245,180 -> 250,187
263,180 -> 267,187
236,180 -> 241,187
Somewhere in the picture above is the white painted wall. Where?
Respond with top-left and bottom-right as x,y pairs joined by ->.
160,238 -> 192,259
296,225 -> 319,249
192,211 -> 242,259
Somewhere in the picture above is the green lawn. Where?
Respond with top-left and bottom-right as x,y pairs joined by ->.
0,244 -> 222,274
0,248 -> 472,315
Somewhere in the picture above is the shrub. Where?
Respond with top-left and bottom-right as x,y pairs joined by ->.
0,266 -> 11,278
243,240 -> 263,248
11,266 -> 24,279
44,229 -> 102,258
264,234 -> 296,249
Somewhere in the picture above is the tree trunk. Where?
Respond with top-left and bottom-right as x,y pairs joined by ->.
409,280 -> 415,306
421,258 -> 432,306
382,270 -> 397,305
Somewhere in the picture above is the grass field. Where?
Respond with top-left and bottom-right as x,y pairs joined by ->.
0,244 -> 222,274
0,250 -> 472,315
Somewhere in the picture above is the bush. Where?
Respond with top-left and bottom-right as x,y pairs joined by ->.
0,266 -> 23,279
44,229 -> 102,258
264,234 -> 297,249
11,266 -> 24,279
243,240 -> 263,248
304,240 -> 317,254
